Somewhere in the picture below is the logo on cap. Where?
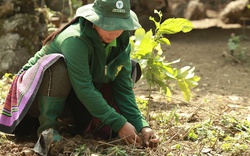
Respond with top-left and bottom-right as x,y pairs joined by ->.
116,0 -> 123,9
113,0 -> 125,13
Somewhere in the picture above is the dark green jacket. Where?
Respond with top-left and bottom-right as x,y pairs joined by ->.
23,17 -> 149,132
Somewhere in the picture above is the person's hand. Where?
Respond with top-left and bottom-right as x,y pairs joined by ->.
118,122 -> 141,147
141,127 -> 159,148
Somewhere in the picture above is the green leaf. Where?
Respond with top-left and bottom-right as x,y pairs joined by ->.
177,79 -> 191,101
227,41 -> 238,51
158,18 -> 193,35
161,66 -> 177,79
138,30 -> 154,51
185,72 -> 195,79
180,66 -> 191,73
149,10 -> 162,29
166,87 -> 172,101
134,28 -> 146,41
188,129 -> 198,140
177,66 -> 190,78
161,59 -> 180,67
154,9 -> 162,18
155,43 -> 163,55
3,73 -> 13,78
185,79 -> 199,88
192,75 -> 201,82
185,67 -> 196,79
153,60 -> 177,79
149,16 -> 160,29
158,37 -> 171,45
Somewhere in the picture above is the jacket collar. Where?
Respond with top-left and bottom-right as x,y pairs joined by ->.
79,17 -> 102,44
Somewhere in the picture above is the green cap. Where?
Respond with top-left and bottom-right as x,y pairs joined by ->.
76,0 -> 141,31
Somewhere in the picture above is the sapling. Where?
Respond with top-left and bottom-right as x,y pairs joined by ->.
130,10 -> 200,104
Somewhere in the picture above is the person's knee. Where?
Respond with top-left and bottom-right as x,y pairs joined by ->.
50,58 -> 68,76
40,58 -> 71,97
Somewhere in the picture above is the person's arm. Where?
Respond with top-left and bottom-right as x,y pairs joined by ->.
111,45 -> 159,147
111,49 -> 149,132
60,37 -> 127,132
113,56 -> 159,147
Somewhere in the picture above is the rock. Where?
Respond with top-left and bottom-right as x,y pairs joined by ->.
0,0 -> 48,76
170,0 -> 188,18
184,0 -> 206,20
0,0 -> 14,17
14,0 -> 36,14
220,0 -> 250,24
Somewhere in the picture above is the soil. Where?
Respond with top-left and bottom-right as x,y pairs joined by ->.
0,23 -> 250,155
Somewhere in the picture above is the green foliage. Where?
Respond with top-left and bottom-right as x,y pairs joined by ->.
130,10 -> 200,102
0,133 -> 8,144
71,0 -> 82,9
187,119 -> 222,146
220,116 -> 250,154
136,98 -> 148,117
153,108 -> 180,127
70,0 -> 83,16
227,33 -> 247,61
186,116 -> 250,154
0,73 -> 14,105
73,144 -> 92,156
106,146 -> 128,156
